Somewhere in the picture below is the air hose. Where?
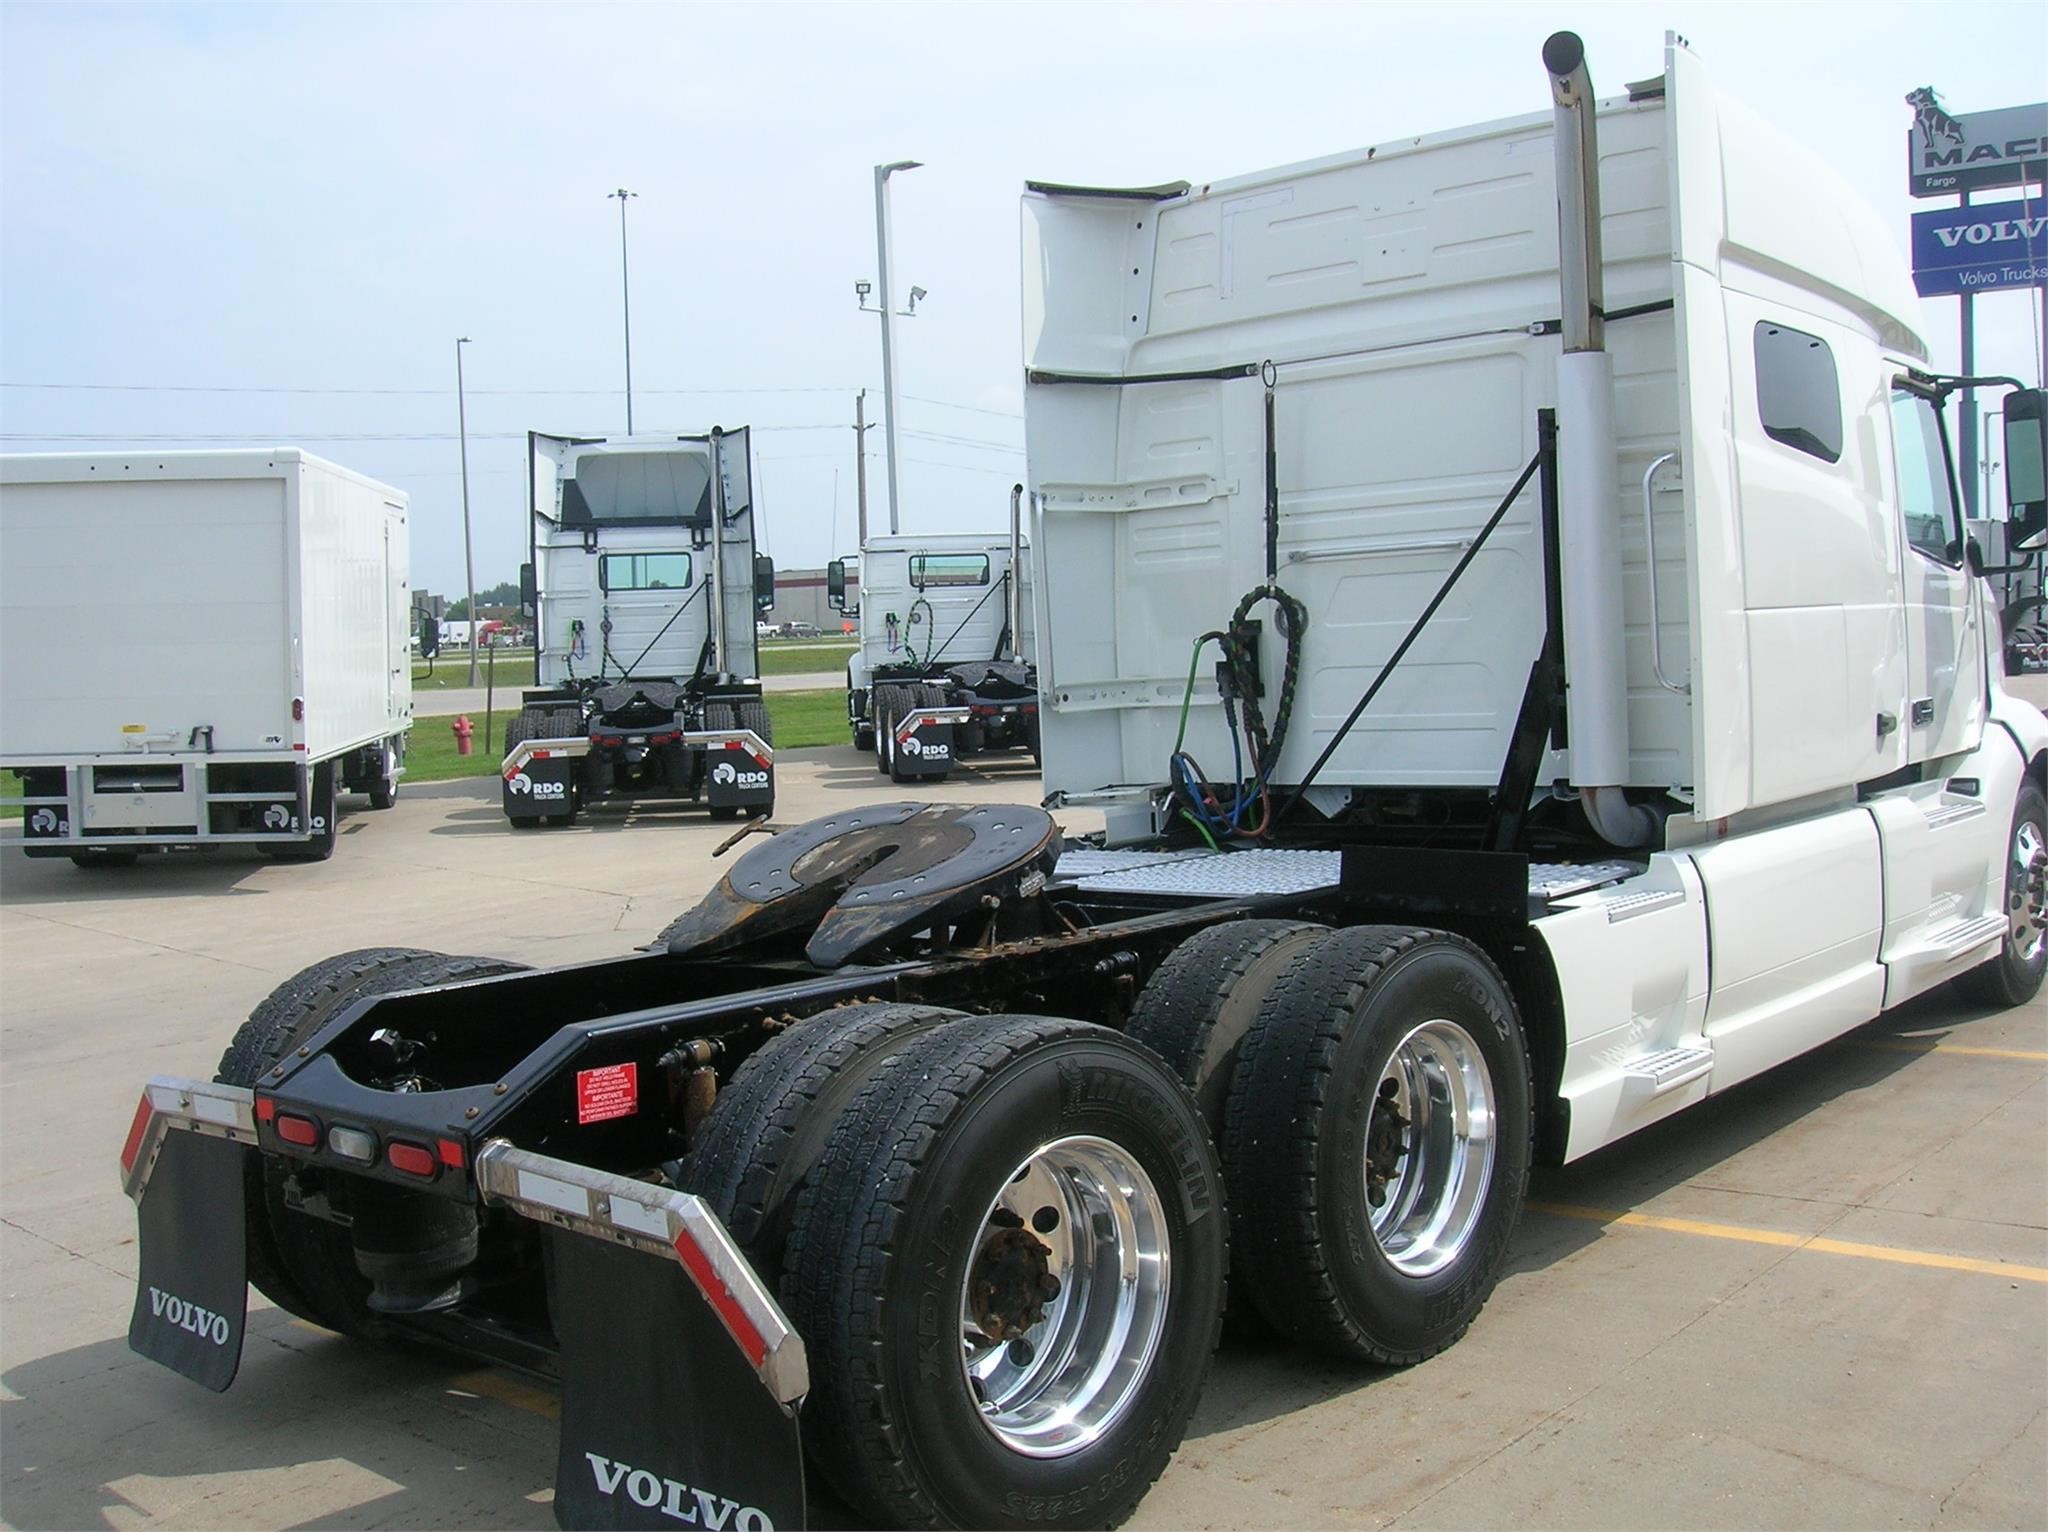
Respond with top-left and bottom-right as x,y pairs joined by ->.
1168,582 -> 1308,841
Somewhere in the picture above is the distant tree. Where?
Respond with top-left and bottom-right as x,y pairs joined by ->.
443,580 -> 521,621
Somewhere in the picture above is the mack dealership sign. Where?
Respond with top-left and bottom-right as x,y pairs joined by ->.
1911,206 -> 2048,297
1906,95 -> 2048,197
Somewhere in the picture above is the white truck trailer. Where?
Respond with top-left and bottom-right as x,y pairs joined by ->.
498,429 -> 777,826
2,449 -> 411,864
829,486 -> 1039,781
117,33 -> 2047,1532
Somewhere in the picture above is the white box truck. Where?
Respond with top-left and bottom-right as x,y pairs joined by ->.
1,449 -> 412,864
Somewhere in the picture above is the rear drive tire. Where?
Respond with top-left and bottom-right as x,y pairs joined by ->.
1954,779 -> 2048,1008
216,948 -> 530,1335
874,686 -> 897,775
783,1015 -> 1226,1530
366,741 -> 400,810
680,1002 -> 966,1288
1127,918 -> 1329,1135
1223,925 -> 1530,1363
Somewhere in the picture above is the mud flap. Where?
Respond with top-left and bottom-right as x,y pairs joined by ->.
893,706 -> 969,780
120,1079 -> 257,1393
703,743 -> 774,814
504,752 -> 579,821
551,1234 -> 804,1530
473,1143 -> 808,1531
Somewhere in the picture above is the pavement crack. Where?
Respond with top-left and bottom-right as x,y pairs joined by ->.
1,1215 -> 130,1279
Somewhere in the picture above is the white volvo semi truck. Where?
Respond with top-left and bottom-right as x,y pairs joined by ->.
499,428 -> 778,826
117,32 -> 2045,1532
830,484 -> 1040,781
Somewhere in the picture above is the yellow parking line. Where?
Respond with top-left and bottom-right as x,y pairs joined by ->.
1529,1202 -> 2048,1284
448,1368 -> 561,1420
1856,1039 -> 2048,1062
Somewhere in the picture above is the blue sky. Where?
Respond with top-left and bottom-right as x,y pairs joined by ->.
3,0 -> 2043,595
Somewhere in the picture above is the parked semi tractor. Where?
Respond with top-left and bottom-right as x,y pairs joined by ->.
830,484 -> 1038,782
498,428 -> 778,826
121,34 -> 2047,1531
2,449 -> 411,864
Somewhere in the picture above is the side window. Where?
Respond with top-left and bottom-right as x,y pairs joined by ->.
599,552 -> 692,592
1888,390 -> 1960,564
1754,321 -> 1843,463
909,554 -> 990,589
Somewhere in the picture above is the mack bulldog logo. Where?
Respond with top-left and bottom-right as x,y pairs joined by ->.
147,1286 -> 233,1346
583,1453 -> 774,1529
1906,90 -> 2048,197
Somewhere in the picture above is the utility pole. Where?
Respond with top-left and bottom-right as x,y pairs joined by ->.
609,187 -> 638,434
455,336 -> 478,686
854,388 -> 872,548
873,160 -> 919,534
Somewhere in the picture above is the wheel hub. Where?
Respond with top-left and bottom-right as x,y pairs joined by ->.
2010,819 -> 2047,965
958,1135 -> 1170,1458
1364,1018 -> 1497,1278
967,1215 -> 1061,1345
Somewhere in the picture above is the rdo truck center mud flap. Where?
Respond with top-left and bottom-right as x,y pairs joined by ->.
893,706 -> 970,779
475,1145 -> 809,1531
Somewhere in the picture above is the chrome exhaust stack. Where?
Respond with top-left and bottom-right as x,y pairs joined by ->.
1545,31 -> 1656,847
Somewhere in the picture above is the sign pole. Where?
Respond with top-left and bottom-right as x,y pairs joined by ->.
1959,189 -> 1977,518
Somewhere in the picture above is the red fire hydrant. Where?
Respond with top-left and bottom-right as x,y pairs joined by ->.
452,715 -> 474,757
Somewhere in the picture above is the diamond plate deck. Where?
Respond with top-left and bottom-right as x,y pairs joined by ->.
1053,848 -> 1643,902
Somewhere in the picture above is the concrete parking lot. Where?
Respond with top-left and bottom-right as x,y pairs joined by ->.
1,749 -> 2042,1530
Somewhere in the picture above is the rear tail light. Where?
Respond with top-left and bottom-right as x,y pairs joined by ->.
291,696 -> 305,723
386,1141 -> 436,1178
327,1125 -> 376,1162
436,1138 -> 466,1168
274,1113 -> 320,1148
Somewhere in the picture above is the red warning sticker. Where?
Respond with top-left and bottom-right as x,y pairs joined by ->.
576,1062 -> 639,1125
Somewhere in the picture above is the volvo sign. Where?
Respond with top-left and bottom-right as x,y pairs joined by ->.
1911,206 -> 2048,297
1906,92 -> 2048,197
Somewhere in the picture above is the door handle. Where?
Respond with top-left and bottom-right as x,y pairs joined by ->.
1911,699 -> 1935,727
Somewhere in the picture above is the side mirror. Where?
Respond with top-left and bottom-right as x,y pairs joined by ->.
753,554 -> 776,613
419,614 -> 441,659
519,562 -> 536,614
2006,388 -> 2048,552
1965,535 -> 1986,578
826,559 -> 847,611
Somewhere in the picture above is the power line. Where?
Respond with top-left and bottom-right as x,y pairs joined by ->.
0,380 -> 859,398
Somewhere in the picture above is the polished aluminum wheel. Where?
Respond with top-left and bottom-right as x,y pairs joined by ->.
1365,1018 -> 1497,1277
2009,816 -> 2047,966
959,1135 -> 1170,1457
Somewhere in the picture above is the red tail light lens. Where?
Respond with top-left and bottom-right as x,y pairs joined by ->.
274,1113 -> 319,1148
386,1141 -> 436,1178
436,1138 -> 466,1168
291,696 -> 305,723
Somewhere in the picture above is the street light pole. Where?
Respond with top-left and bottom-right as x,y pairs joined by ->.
854,388 -> 871,548
873,160 -> 919,534
609,187 -> 638,434
454,336 -> 479,687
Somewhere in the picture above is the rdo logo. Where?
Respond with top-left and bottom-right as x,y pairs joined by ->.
713,760 -> 769,789
508,772 -> 566,800
900,736 -> 949,759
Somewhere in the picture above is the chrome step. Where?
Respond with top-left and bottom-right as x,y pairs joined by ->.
1624,1046 -> 1713,1095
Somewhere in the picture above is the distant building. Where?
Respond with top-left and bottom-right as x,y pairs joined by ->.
761,567 -> 852,635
